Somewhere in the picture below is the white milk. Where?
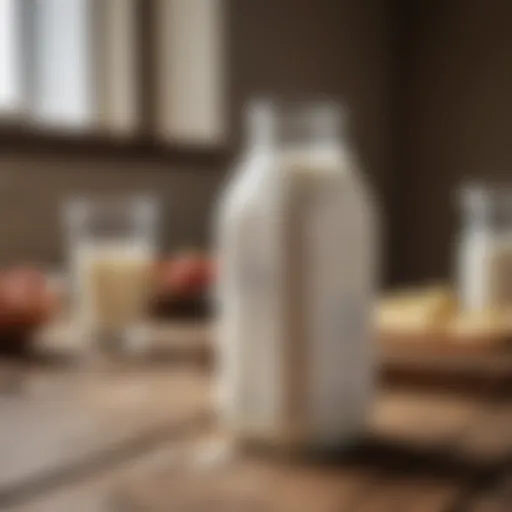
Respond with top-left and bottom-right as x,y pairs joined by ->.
215,127 -> 378,450
458,232 -> 512,311
457,185 -> 512,312
72,242 -> 153,332
488,238 -> 512,306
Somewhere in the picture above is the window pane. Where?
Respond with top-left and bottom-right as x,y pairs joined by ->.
155,0 -> 226,145
33,0 -> 93,129
95,0 -> 138,135
0,0 -> 22,112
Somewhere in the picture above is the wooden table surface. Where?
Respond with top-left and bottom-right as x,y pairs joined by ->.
0,354 -> 511,511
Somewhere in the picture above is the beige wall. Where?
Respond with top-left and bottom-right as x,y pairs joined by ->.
398,0 -> 512,282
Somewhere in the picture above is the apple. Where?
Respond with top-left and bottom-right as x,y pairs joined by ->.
155,251 -> 215,300
0,267 -> 58,328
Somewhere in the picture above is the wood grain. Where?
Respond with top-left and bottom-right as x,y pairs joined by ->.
118,445 -> 465,512
34,321 -> 512,396
2,329 -> 512,511
466,474 -> 512,512
0,363 -> 210,507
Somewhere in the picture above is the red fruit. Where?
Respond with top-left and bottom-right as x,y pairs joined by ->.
0,267 -> 57,328
156,252 -> 215,299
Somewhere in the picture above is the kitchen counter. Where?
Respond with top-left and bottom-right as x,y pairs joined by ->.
0,338 -> 511,511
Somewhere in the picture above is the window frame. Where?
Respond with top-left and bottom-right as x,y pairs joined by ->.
0,0 -> 230,166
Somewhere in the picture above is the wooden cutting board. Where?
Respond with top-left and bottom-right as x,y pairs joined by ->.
380,340 -> 512,395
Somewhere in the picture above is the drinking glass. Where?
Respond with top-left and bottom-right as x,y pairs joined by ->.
457,183 -> 512,311
64,195 -> 158,355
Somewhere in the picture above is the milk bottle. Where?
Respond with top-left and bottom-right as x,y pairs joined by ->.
457,184 -> 512,311
215,102 -> 378,450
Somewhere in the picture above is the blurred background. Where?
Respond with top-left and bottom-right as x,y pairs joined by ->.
0,0 -> 508,286
0,1 -> 511,510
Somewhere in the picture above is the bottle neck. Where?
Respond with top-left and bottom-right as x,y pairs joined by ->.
461,185 -> 512,235
246,101 -> 348,163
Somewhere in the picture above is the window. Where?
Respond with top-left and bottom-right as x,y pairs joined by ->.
155,0 -> 226,145
34,0 -> 94,129
0,0 -> 22,113
0,0 -> 226,146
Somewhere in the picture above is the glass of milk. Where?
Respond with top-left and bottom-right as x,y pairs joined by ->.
64,195 -> 158,354
457,183 -> 512,311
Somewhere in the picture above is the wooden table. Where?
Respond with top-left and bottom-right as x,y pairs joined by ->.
0,356 -> 511,511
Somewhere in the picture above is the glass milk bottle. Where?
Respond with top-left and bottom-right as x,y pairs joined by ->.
215,102 -> 378,451
457,184 -> 512,312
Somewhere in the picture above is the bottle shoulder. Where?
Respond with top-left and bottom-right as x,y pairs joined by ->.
217,151 -> 377,226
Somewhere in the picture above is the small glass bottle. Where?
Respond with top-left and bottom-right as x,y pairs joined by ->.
457,183 -> 512,312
